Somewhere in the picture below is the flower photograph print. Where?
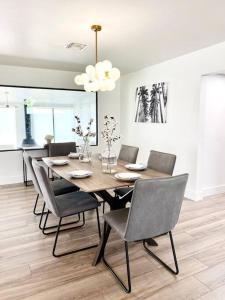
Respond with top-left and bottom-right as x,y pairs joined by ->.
135,82 -> 168,123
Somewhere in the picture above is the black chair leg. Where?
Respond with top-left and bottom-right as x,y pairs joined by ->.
143,231 -> 179,275
102,235 -> 131,293
125,241 -> 131,292
33,194 -> 49,217
102,202 -> 105,214
96,207 -> 101,238
33,194 -> 48,216
33,194 -> 40,215
52,209 -> 101,257
52,217 -> 63,257
41,210 -> 84,235
39,203 -> 46,230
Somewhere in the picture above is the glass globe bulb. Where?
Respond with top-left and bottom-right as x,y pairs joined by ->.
104,79 -> 115,91
74,75 -> 82,85
107,80 -> 116,91
102,60 -> 112,71
108,68 -> 120,81
98,80 -> 105,91
95,69 -> 105,80
95,62 -> 105,74
90,81 -> 100,92
84,82 -> 92,92
86,65 -> 95,75
80,73 -> 89,84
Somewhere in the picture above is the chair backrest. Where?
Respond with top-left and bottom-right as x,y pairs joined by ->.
118,144 -> 139,163
147,150 -> 176,175
48,142 -> 76,157
124,174 -> 188,242
32,159 -> 59,216
23,151 -> 42,195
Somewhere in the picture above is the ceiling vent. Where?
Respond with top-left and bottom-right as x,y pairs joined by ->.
65,42 -> 87,51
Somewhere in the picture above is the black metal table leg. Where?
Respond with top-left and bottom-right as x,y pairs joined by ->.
145,238 -> 158,246
92,190 -> 128,266
96,190 -> 129,210
22,153 -> 28,186
92,221 -> 111,266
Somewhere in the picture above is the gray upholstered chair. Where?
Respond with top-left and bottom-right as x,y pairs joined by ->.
118,144 -> 139,163
23,152 -> 81,235
97,144 -> 139,213
48,142 -> 77,157
47,142 -> 77,179
23,152 -> 79,216
32,160 -> 101,257
100,174 -> 188,293
115,150 -> 176,199
147,150 -> 176,175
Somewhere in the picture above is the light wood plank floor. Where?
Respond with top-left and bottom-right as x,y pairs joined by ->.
1,184 -> 225,299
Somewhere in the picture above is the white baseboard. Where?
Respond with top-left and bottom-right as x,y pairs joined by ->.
0,175 -> 23,185
185,184 -> 225,201
185,190 -> 204,201
202,184 -> 225,198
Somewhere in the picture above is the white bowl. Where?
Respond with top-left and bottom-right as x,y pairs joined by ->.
50,159 -> 69,166
125,163 -> 146,171
68,152 -> 80,159
115,172 -> 141,182
69,170 -> 93,179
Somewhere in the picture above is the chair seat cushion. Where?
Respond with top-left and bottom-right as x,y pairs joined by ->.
103,208 -> 129,238
114,187 -> 133,198
50,179 -> 79,196
55,191 -> 100,217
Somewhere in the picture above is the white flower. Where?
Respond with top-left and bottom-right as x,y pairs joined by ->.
83,130 -> 89,137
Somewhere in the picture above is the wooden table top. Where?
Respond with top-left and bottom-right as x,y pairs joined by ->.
42,157 -> 169,193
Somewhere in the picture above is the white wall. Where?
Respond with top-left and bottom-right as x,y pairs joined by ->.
120,41 -> 225,200
197,75 -> 225,197
3,41 -> 225,193
0,65 -> 120,184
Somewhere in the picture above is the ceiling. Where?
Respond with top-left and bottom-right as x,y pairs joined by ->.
1,0 -> 225,74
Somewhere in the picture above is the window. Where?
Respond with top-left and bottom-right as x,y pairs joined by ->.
54,107 -> 74,143
31,107 -> 74,145
0,107 -> 17,149
31,107 -> 53,146
0,86 -> 97,150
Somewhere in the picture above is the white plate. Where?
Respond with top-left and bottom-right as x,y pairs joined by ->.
115,172 -> 141,182
68,152 -> 80,159
125,163 -> 146,171
69,170 -> 93,178
50,159 -> 69,166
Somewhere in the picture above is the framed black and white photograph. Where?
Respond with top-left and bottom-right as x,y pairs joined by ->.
135,82 -> 168,123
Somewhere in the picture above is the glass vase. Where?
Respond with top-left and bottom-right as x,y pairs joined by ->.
79,139 -> 91,163
101,146 -> 117,173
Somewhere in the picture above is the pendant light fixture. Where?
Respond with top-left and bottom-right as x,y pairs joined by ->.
0,91 -> 11,108
74,25 -> 120,92
0,91 -> 17,108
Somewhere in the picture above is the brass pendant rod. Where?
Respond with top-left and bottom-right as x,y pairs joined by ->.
91,25 -> 102,64
95,29 -> 98,64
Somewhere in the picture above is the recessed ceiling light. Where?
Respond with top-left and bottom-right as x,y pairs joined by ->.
65,42 -> 87,51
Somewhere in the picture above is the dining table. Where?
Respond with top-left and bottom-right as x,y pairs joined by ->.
42,156 -> 169,265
